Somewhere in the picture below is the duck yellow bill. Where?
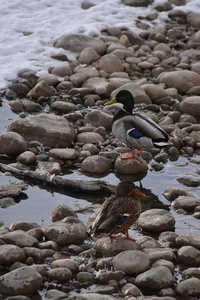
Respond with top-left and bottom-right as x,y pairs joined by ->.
105,97 -> 117,105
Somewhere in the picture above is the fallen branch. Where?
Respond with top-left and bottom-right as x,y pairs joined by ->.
0,163 -> 115,194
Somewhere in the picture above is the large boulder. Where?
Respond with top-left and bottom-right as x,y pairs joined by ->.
8,114 -> 76,148
55,34 -> 106,55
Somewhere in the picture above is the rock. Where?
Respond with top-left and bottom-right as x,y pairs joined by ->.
114,155 -> 148,174
152,259 -> 175,273
0,266 -> 43,295
0,183 -> 28,198
51,258 -> 79,274
76,293 -> 117,300
182,267 -> 200,279
9,221 -> 39,231
83,77 -> 114,97
97,270 -> 124,284
162,187 -> 189,201
0,132 -> 28,156
179,96 -> 200,117
9,83 -> 30,97
79,47 -> 100,64
42,217 -> 86,246
84,110 -> 113,130
136,235 -> 161,249
9,99 -> 42,112
51,204 -> 77,222
177,246 -> 200,266
176,233 -> 200,249
141,83 -> 168,101
77,132 -> 104,144
171,195 -> 200,211
81,155 -> 112,174
51,100 -> 77,113
47,267 -> 72,283
111,82 -> 151,105
52,63 -> 72,77
23,247 -> 54,262
0,230 -> 38,247
122,0 -> 153,7
38,161 -> 62,175
27,80 -> 53,100
77,271 -> 95,285
122,283 -> 142,296
143,248 -> 175,262
9,113 -> 76,148
49,148 -> 79,161
112,250 -> 150,274
187,13 -> 200,29
94,237 -> 140,257
135,266 -> 173,290
175,278 -> 200,297
16,150 -> 37,165
159,70 -> 200,94
45,289 -> 68,299
176,174 -> 200,186
37,74 -> 60,86
55,34 -> 106,55
136,209 -> 175,232
99,54 -> 124,74
0,197 -> 16,208
0,245 -> 25,265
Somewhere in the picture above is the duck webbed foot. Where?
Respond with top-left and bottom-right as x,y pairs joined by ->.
109,234 -> 122,239
124,229 -> 136,241
121,148 -> 142,159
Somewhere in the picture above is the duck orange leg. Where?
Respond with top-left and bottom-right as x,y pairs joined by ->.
121,148 -> 142,160
109,234 -> 122,239
124,229 -> 136,241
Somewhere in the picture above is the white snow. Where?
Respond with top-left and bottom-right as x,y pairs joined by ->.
0,0 -> 200,89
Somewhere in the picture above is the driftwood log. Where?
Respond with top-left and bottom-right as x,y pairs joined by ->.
0,163 -> 115,195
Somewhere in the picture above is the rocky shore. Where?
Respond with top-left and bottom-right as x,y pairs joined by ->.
1,0 -> 200,299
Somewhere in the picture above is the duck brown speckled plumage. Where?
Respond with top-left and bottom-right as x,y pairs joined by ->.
90,181 -> 145,240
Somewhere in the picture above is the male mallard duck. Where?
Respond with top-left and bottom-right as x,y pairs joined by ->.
106,90 -> 171,159
90,181 -> 145,240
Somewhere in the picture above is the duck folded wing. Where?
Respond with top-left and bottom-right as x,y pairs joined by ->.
123,113 -> 169,140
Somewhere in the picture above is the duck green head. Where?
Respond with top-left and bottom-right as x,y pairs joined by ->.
105,90 -> 134,113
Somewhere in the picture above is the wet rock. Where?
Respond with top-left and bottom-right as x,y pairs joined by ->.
81,155 -> 112,174
122,0 -> 153,7
176,233 -> 200,249
175,278 -> 200,297
0,183 -> 28,199
177,174 -> 200,186
182,267 -> 200,279
162,187 -> 189,201
0,197 -> 15,208
115,155 -> 148,174
0,230 -> 38,247
9,99 -> 42,112
159,70 -> 200,94
37,74 -> 60,86
51,258 -> 79,274
135,266 -> 173,290
136,209 -> 175,232
42,217 -> 86,246
27,80 -> 53,100
77,132 -> 104,144
84,110 -> 113,130
112,250 -> 150,274
171,195 -> 200,211
38,161 -> 62,175
51,204 -> 77,221
97,270 -> 124,284
45,289 -> 68,299
9,113 -> 76,148
77,271 -> 95,285
9,83 -> 30,97
0,132 -> 28,156
9,221 -> 40,231
94,237 -> 140,257
0,245 -> 25,265
177,245 -> 200,266
0,266 -> 43,295
55,34 -> 106,55
187,12 -> 200,30
16,150 -> 37,165
179,96 -> 200,117
47,267 -> 72,283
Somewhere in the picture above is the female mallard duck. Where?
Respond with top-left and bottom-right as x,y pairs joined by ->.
106,90 -> 171,159
90,181 -> 145,240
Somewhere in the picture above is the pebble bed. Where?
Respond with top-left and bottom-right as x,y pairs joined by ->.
1,0 -> 200,299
